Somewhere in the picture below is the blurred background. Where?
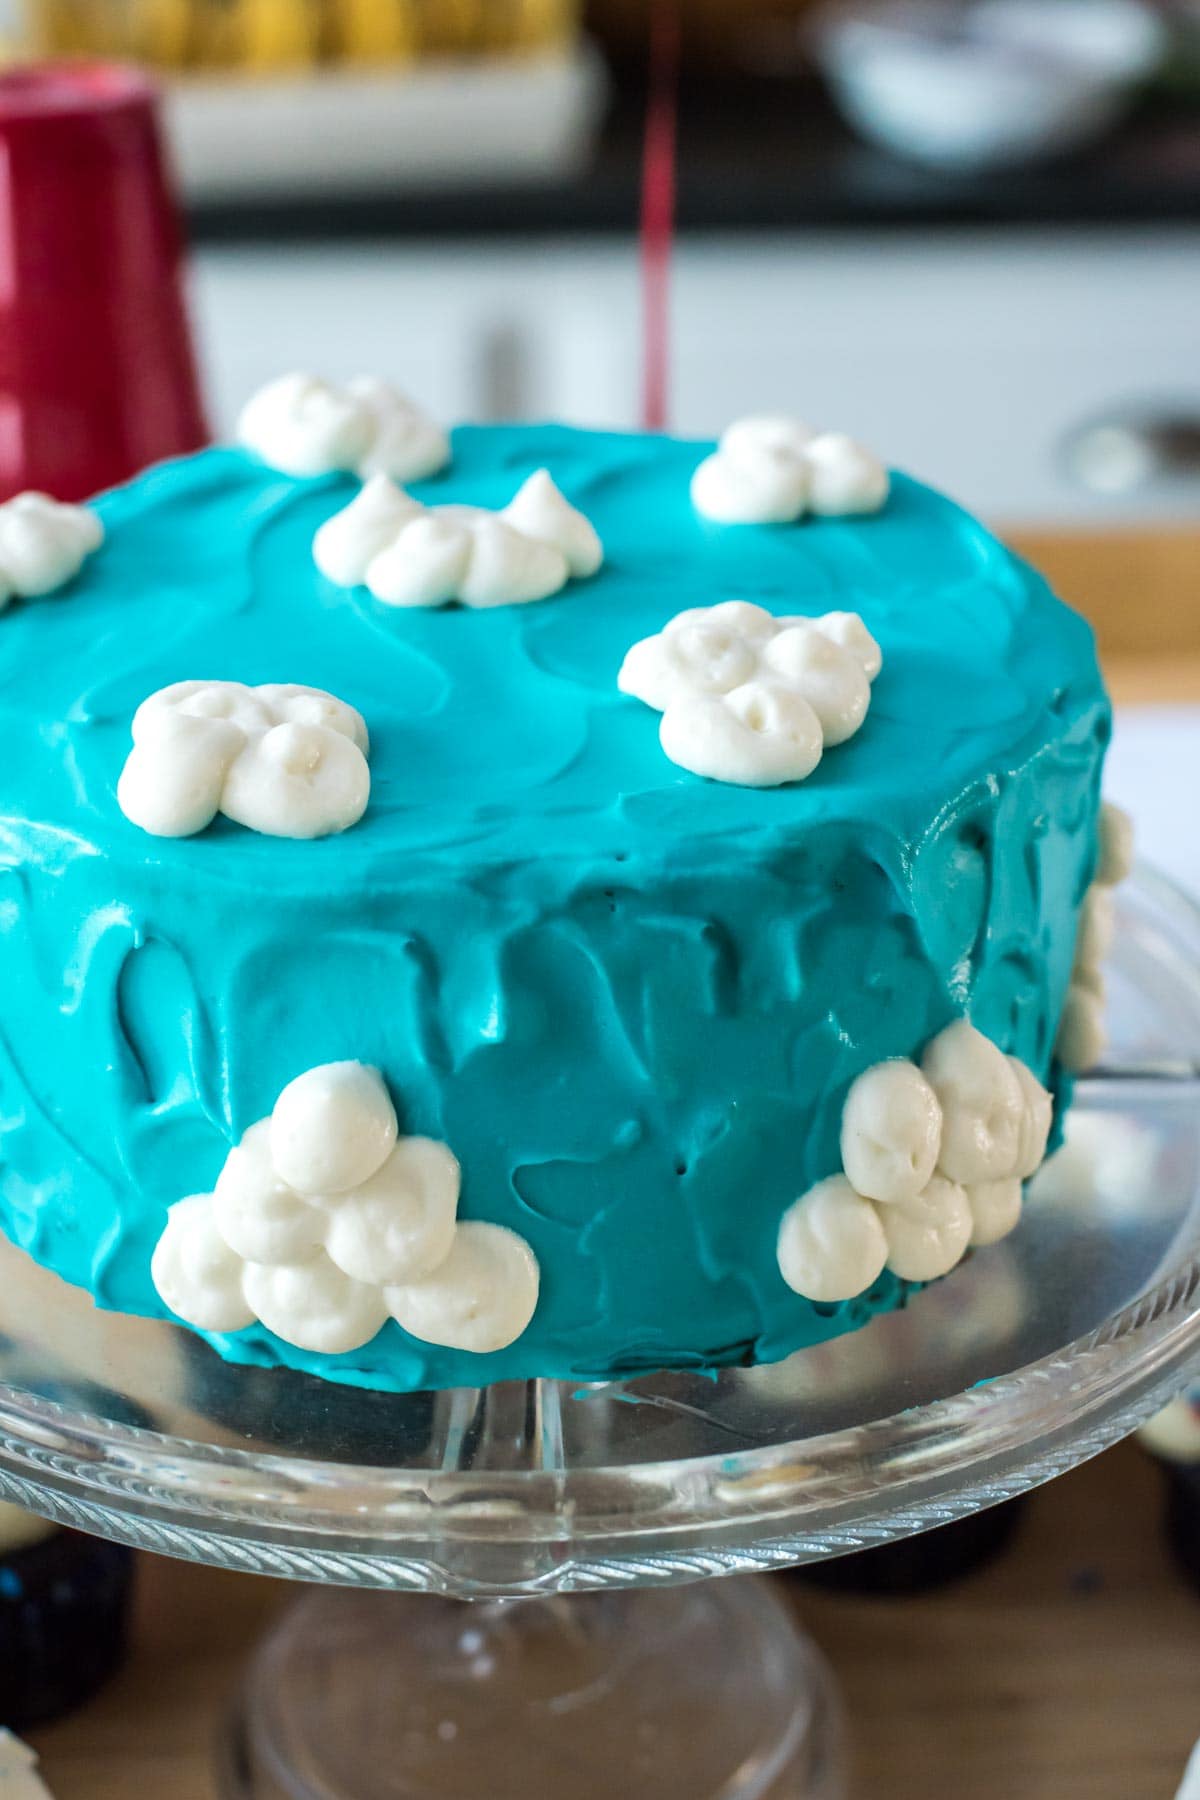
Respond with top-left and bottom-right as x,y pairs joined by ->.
2,0 -> 1199,525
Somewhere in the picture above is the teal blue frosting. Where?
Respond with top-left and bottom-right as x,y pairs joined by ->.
0,426 -> 1110,1390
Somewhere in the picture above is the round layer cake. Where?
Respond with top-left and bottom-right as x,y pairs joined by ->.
0,417 -> 1111,1390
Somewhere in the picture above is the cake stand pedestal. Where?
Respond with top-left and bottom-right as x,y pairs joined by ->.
0,869 -> 1199,1799
219,1581 -> 846,1799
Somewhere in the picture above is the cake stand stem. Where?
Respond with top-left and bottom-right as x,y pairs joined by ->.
217,1578 -> 846,1800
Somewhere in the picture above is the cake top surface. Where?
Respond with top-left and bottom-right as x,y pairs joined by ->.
0,423 -> 1101,881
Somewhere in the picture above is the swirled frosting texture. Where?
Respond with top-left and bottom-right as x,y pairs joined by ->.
0,426 -> 1110,1389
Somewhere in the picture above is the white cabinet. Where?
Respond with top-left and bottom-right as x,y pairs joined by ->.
191,229 -> 1200,523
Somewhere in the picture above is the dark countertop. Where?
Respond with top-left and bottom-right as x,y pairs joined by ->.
187,70 -> 1200,243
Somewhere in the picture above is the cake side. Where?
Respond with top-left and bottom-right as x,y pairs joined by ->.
0,425 -> 1111,1389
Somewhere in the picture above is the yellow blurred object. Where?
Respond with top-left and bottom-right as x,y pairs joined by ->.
19,0 -> 583,70
229,0 -> 325,70
333,0 -> 419,65
188,0 -> 324,71
22,0 -> 186,62
418,0 -> 480,55
144,0 -> 194,66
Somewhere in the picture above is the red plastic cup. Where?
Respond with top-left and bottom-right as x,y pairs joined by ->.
0,62 -> 208,503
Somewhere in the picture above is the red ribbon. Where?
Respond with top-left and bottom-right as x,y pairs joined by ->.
639,1 -> 680,433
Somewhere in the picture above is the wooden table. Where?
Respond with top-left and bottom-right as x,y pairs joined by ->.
24,527 -> 1200,1798
1010,527 -> 1200,704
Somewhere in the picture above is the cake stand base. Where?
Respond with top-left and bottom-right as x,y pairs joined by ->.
217,1580 -> 846,1800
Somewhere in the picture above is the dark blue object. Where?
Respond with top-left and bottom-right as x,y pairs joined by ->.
1164,1463 -> 1200,1594
0,1527 -> 134,1730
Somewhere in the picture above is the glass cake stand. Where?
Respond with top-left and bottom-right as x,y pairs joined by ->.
1,865 -> 1199,1799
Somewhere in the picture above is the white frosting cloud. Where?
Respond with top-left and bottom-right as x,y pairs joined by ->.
813,609 -> 884,682
237,372 -> 450,483
324,1139 -> 460,1286
152,1061 -> 539,1357
0,492 -> 103,610
1056,799 -> 1134,1072
1097,800 -> 1135,888
241,1252 -> 392,1360
213,1121 -> 326,1264
311,474 -> 423,587
151,1193 -> 257,1334
1009,1056 -> 1054,1180
965,1176 -> 1023,1248
804,433 -> 891,518
117,680 -> 370,840
777,1023 -> 1053,1301
618,600 -> 880,787
1056,984 -> 1106,1074
347,376 -> 452,484
242,1255 -> 390,1357
660,684 -> 824,787
692,417 -> 814,525
0,1728 -> 58,1798
691,415 -> 889,525
876,1173 -> 972,1282
920,1020 -> 1025,1184
1075,886 -> 1115,969
777,1176 -> 888,1304
386,1221 -> 541,1355
500,467 -> 604,578
270,1059 -> 398,1194
313,468 -> 602,610
840,1059 -> 942,1204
